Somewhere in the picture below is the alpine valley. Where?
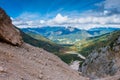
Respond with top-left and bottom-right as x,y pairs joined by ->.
1,0 -> 120,79
21,26 -> 120,64
22,26 -> 120,44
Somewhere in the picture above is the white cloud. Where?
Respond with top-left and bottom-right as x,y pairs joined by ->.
103,10 -> 111,15
12,13 -> 120,29
104,0 -> 120,12
53,13 -> 68,23
46,13 -> 69,26
96,0 -> 120,14
18,12 -> 41,20
40,20 -> 45,24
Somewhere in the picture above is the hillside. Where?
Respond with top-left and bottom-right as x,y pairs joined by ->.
21,27 -> 120,64
71,31 -> 119,57
21,27 -> 119,44
1,7 -> 120,80
80,30 -> 120,80
0,42 -> 87,80
19,30 -> 63,53
0,8 -> 87,80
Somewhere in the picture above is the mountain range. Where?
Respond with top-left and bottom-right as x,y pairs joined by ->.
0,7 -> 87,80
1,7 -> 120,80
21,26 -> 120,44
20,26 -> 120,65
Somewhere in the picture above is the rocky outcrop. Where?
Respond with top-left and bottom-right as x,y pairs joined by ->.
0,8 -> 23,46
81,32 -> 120,79
0,8 -> 87,80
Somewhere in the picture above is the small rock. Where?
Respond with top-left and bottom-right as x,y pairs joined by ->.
38,74 -> 43,79
0,66 -> 6,72
117,36 -> 120,44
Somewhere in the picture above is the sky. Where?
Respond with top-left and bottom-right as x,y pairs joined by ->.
0,0 -> 120,29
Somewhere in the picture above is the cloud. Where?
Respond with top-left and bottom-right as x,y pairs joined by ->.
12,12 -> 120,29
53,13 -> 68,23
104,0 -> 120,11
11,0 -> 120,29
46,13 -> 68,26
17,12 -> 41,20
96,0 -> 120,15
12,12 -> 42,28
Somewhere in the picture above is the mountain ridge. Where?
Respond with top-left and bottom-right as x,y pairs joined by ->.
80,31 -> 120,80
0,7 -> 87,80
21,26 -> 120,44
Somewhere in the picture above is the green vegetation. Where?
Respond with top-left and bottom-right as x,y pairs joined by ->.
19,27 -> 120,64
57,54 -> 83,64
20,30 -> 63,53
72,30 -> 120,57
20,30 -> 82,64
51,31 -> 91,44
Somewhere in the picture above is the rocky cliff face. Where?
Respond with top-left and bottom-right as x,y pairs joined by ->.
81,31 -> 120,80
0,8 -> 87,80
0,8 -> 23,46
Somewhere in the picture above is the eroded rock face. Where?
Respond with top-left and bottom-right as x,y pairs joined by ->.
81,35 -> 120,79
0,8 -> 23,46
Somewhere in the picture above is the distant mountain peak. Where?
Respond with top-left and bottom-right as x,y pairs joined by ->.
65,26 -> 76,32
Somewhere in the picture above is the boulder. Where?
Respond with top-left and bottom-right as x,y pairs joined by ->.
0,8 -> 23,46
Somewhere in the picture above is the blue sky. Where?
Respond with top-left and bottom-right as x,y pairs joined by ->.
0,0 -> 103,18
0,0 -> 120,29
